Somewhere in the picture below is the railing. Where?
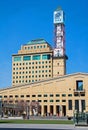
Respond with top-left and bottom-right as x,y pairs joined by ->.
73,89 -> 85,92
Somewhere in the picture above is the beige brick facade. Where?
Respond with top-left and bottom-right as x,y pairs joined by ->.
0,73 -> 88,117
12,39 -> 67,86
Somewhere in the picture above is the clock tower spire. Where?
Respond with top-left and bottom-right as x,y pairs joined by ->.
53,7 -> 68,77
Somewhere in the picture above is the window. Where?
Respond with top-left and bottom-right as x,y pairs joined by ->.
62,94 -> 66,97
38,100 -> 42,102
21,95 -> 24,98
42,54 -> 51,60
38,95 -> 42,97
56,94 -> 60,97
76,80 -> 83,90
44,100 -> 47,102
81,100 -> 85,112
50,100 -> 54,102
50,94 -> 53,97
32,95 -> 36,97
33,55 -> 41,60
15,95 -> 19,98
62,100 -> 66,102
68,100 -> 72,110
44,94 -> 48,97
23,56 -> 31,61
56,100 -> 60,102
4,95 -> 7,98
26,95 -> 30,97
14,56 -> 21,62
68,94 -> 72,97
75,100 -> 79,111
74,93 -> 79,96
9,95 -> 13,98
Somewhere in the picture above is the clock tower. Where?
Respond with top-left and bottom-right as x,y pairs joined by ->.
53,7 -> 68,77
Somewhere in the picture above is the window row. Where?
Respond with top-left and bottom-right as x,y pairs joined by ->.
24,44 -> 46,50
13,74 -> 52,79
13,70 -> 51,75
13,65 -> 51,70
13,61 -> 51,66
3,94 -> 73,98
13,54 -> 51,62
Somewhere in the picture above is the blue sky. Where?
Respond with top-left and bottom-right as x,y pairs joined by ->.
0,0 -> 88,88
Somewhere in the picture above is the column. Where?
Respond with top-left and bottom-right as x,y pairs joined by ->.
41,105 -> 44,116
53,105 -> 56,115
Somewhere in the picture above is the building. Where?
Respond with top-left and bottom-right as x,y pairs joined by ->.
0,7 -> 88,117
12,38 -> 67,86
0,73 -> 88,117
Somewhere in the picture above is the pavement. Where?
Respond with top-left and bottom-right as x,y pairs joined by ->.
0,124 -> 88,130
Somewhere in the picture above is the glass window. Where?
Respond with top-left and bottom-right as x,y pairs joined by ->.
38,100 -> 42,102
81,100 -> 85,112
75,100 -> 79,111
68,94 -> 72,97
56,94 -> 60,97
15,95 -> 19,98
44,94 -> 48,97
62,94 -> 66,97
68,100 -> 72,110
23,56 -> 31,61
50,100 -> 54,102
62,100 -> 66,102
33,55 -> 41,60
50,94 -> 53,97
42,54 -> 51,60
4,95 -> 7,98
32,95 -> 36,97
38,95 -> 42,97
21,95 -> 24,98
14,56 -> 21,62
44,100 -> 47,102
56,100 -> 60,102
26,95 -> 30,97
76,80 -> 83,90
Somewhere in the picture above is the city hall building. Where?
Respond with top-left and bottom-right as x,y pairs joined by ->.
0,7 -> 88,117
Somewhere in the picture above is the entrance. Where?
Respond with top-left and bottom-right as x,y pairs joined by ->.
50,105 -> 53,115
62,105 -> 66,116
56,105 -> 60,116
44,105 -> 47,116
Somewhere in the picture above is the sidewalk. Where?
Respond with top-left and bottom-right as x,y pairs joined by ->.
0,124 -> 88,130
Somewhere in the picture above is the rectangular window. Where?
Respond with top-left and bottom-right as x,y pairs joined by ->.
68,100 -> 72,110
38,95 -> 42,97
81,100 -> 85,112
14,56 -> 21,62
50,100 -> 54,102
62,94 -> 66,97
42,54 -> 51,60
56,94 -> 60,97
56,100 -> 60,102
44,100 -> 47,102
44,94 -> 48,97
62,100 -> 66,102
76,80 -> 83,90
50,94 -> 53,97
68,94 -> 72,97
23,56 -> 31,61
75,100 -> 79,111
33,55 -> 41,60
32,95 -> 36,97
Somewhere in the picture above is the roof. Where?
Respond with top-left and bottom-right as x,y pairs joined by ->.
26,39 -> 47,45
0,72 -> 88,91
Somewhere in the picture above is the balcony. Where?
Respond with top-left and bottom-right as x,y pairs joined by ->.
73,89 -> 85,93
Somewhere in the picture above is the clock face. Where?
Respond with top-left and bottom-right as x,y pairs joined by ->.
55,12 -> 62,21
54,10 -> 64,24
